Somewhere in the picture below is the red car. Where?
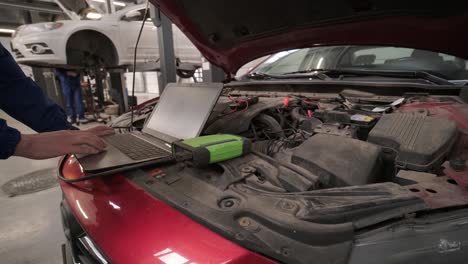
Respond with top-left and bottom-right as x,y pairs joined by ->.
60,1 -> 468,263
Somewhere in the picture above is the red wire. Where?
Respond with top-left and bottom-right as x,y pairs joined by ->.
241,99 -> 249,112
224,96 -> 249,114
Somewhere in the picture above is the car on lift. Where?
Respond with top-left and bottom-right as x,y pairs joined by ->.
10,3 -> 202,77
59,1 -> 468,264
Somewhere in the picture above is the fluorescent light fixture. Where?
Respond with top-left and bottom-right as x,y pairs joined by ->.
113,1 -> 126,7
92,0 -> 127,7
0,28 -> 15,35
86,12 -> 103,19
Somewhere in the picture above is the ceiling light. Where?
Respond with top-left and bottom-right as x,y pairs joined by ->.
0,29 -> 15,35
92,0 -> 127,7
86,12 -> 103,20
113,1 -> 126,7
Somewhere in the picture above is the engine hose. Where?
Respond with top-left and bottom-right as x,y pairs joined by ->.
290,107 -> 308,123
270,112 -> 286,127
252,140 -> 286,156
253,114 -> 285,138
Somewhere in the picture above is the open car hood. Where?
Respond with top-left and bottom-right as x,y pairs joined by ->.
149,0 -> 468,76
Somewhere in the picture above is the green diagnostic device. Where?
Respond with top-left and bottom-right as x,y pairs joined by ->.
172,134 -> 251,167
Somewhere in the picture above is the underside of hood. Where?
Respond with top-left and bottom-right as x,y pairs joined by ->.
149,0 -> 468,75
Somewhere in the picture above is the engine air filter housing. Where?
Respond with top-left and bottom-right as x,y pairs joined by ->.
368,113 -> 457,171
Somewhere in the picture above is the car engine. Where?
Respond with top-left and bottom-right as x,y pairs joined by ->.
202,91 -> 461,191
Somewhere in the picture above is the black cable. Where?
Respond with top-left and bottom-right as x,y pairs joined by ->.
130,0 -> 150,130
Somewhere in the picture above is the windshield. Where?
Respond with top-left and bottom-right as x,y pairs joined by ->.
253,46 -> 468,81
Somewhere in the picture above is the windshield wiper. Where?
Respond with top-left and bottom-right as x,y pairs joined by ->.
246,70 -> 328,80
282,69 -> 329,75
245,72 -> 278,80
281,69 -> 453,85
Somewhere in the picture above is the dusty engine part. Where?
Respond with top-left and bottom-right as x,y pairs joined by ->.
368,113 -> 458,172
313,123 -> 356,138
299,117 -> 323,133
292,134 -> 383,187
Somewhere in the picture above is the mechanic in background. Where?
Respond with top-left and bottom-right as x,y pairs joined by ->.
55,68 -> 87,124
0,43 -> 113,160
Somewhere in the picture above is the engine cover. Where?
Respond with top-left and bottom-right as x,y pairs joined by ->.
292,134 -> 383,187
368,113 -> 458,171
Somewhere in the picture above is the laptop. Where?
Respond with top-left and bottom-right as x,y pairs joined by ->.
77,82 -> 224,172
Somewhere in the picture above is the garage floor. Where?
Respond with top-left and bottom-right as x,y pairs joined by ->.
0,111 -> 96,264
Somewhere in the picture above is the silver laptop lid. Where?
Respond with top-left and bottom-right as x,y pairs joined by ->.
142,82 -> 224,143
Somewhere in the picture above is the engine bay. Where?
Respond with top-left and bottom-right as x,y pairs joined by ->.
128,86 -> 468,263
200,89 -> 465,196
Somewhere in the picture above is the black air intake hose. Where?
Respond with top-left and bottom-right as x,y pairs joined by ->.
253,114 -> 285,138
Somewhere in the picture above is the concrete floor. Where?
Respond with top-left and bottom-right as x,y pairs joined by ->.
0,111 -> 97,264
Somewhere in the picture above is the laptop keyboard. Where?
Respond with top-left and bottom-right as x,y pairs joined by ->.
104,134 -> 170,161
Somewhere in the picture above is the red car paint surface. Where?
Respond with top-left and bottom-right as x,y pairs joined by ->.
59,157 -> 276,264
60,102 -> 468,263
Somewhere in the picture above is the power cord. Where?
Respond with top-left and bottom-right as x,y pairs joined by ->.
130,0 -> 150,130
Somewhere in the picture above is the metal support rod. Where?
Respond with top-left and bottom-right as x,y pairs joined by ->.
109,71 -> 129,114
94,69 -> 106,107
105,0 -> 115,14
150,5 -> 176,93
202,58 -> 225,82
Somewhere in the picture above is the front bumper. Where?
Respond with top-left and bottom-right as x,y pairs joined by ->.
61,198 -> 109,264
11,32 -> 67,66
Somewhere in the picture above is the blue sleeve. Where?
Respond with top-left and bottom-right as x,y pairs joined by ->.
0,119 -> 21,159
0,43 -> 71,159
0,43 -> 71,132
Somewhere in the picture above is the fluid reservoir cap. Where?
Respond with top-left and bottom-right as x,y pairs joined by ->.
450,159 -> 466,172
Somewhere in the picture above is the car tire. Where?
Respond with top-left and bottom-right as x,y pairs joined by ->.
66,30 -> 118,68
176,68 -> 196,78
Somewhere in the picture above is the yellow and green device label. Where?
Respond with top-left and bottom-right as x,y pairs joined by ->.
172,134 -> 251,166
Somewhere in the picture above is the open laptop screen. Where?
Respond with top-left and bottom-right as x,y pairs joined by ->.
143,83 -> 223,142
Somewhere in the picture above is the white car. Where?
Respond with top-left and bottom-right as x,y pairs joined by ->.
10,4 -> 202,76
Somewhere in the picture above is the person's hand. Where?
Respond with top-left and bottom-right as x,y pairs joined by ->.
84,126 -> 115,137
14,127 -> 114,160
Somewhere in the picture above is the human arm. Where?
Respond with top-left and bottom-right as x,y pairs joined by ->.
13,126 -> 114,160
0,43 -> 114,160
0,43 -> 71,132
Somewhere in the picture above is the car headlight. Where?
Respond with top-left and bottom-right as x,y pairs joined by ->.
43,22 -> 64,31
18,22 -> 64,36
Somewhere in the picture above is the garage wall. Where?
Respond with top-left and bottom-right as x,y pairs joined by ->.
124,71 -> 195,100
124,71 -> 159,93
